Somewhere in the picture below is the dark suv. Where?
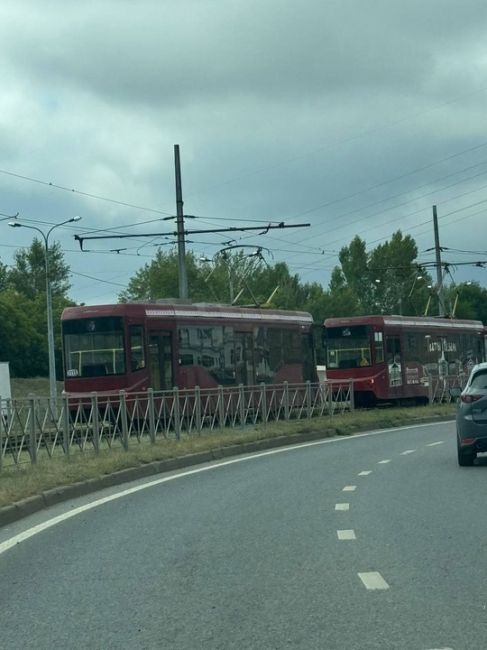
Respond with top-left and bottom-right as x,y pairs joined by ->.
453,363 -> 487,466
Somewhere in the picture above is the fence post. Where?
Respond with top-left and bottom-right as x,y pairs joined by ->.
91,392 -> 100,454
349,380 -> 355,411
328,381 -> 334,417
29,396 -> 37,464
119,391 -> 129,450
62,395 -> 71,456
283,381 -> 290,421
173,387 -> 181,440
239,384 -> 245,428
260,383 -> 267,427
306,380 -> 312,419
194,386 -> 202,433
218,386 -> 225,429
148,388 -> 156,443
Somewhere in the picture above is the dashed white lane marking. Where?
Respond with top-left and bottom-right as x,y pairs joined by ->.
401,449 -> 416,455
378,459 -> 391,464
358,571 -> 390,590
337,529 -> 356,540
0,420 -> 451,556
425,647 -> 453,649
335,503 -> 350,511
358,470 -> 372,476
426,441 -> 445,447
342,485 -> 356,492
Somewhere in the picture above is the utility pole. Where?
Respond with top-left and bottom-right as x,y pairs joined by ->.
174,144 -> 188,299
432,205 -> 445,317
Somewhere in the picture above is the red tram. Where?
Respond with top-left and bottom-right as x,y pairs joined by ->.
323,315 -> 485,405
61,301 -> 316,395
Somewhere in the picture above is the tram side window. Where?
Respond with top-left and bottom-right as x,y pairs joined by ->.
129,325 -> 146,371
374,331 -> 384,363
268,328 -> 282,375
255,327 -> 273,382
63,316 -> 126,377
177,325 -> 236,384
282,330 -> 302,364
326,325 -> 371,369
386,336 -> 401,361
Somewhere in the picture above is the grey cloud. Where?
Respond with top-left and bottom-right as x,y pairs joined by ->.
2,0 -> 487,109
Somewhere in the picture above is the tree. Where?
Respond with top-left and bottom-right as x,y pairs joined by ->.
120,250 -> 207,302
325,267 -> 363,318
119,249 -> 305,309
329,231 -> 432,316
0,241 -> 74,378
368,231 -> 431,315
0,291 -> 46,377
448,282 -> 487,323
0,260 -> 8,292
8,238 -> 71,300
337,235 -> 372,311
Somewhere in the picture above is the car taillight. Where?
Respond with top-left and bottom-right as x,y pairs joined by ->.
461,394 -> 482,403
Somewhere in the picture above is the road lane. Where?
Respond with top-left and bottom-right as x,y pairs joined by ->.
1,420 -> 486,649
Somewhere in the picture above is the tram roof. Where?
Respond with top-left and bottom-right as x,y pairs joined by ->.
62,301 -> 314,326
324,314 -> 484,332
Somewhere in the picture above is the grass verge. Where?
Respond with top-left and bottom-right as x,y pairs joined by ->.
10,377 -> 64,399
0,403 -> 455,508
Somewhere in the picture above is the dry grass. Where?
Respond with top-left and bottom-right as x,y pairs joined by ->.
10,377 -> 64,399
0,403 -> 455,508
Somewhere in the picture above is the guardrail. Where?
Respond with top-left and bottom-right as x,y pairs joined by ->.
0,380 -> 354,470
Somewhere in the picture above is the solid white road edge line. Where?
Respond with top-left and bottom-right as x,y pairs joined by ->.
358,572 -> 390,590
335,503 -> 350,511
0,420 -> 450,556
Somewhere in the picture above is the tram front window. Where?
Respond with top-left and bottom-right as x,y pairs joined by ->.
63,317 -> 126,377
326,325 -> 371,369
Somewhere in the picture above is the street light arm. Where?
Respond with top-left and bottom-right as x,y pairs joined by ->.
10,222 -> 48,246
45,216 -> 81,242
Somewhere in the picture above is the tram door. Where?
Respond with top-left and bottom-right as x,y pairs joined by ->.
386,336 -> 403,389
148,331 -> 174,390
235,332 -> 255,385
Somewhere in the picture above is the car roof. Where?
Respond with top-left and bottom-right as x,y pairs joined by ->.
472,362 -> 487,373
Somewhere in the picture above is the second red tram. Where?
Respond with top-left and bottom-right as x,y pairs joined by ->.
324,315 -> 485,405
61,301 -> 316,395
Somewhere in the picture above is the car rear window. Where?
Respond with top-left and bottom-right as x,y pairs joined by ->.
469,370 -> 487,390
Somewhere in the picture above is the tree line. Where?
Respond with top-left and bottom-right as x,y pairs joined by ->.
1,231 -> 486,378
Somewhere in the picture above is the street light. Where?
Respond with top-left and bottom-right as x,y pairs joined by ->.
8,216 -> 81,405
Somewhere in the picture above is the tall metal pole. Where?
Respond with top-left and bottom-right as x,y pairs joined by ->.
8,216 -> 81,405
174,144 -> 188,299
432,205 -> 444,316
44,235 -> 57,406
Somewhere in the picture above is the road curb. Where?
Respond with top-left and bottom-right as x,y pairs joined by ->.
0,415 -> 453,528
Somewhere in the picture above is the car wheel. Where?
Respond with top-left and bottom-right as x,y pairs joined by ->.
457,441 -> 476,466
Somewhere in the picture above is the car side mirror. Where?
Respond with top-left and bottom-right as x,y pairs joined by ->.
449,387 -> 462,399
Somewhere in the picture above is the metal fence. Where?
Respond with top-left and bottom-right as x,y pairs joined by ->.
0,380 -> 354,469
428,373 -> 467,403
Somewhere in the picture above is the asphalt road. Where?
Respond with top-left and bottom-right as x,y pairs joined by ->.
1,420 -> 486,650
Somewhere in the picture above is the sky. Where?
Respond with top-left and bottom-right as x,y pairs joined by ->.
1,0 -> 487,305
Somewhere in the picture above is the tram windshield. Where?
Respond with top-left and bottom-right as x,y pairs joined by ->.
325,325 -> 371,369
63,316 -> 126,377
